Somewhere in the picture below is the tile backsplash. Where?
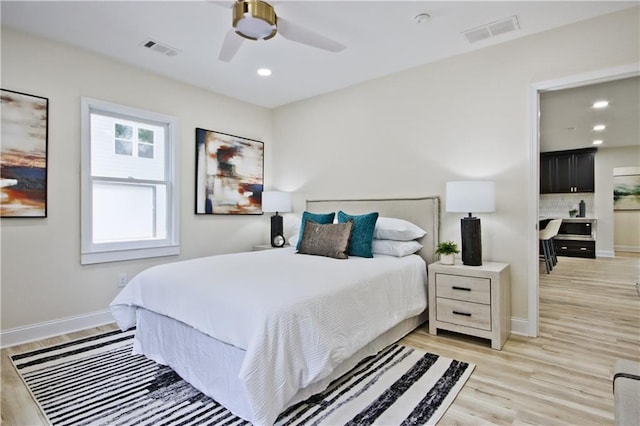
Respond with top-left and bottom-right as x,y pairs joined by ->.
539,193 -> 595,218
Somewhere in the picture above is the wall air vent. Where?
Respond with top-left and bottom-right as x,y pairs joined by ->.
141,39 -> 180,57
463,15 -> 520,44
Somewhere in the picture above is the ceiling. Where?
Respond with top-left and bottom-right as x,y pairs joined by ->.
540,76 -> 639,152
1,1 -> 637,109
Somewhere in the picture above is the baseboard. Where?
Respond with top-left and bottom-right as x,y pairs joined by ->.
1,309 -> 114,349
597,250 -> 616,258
510,317 -> 529,336
614,245 -> 640,253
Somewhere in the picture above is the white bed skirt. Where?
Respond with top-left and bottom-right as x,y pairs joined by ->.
132,308 -> 428,424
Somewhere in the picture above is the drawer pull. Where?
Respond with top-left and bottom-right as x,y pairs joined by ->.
452,286 -> 471,291
561,246 -> 568,250
580,247 -> 587,251
452,311 -> 471,317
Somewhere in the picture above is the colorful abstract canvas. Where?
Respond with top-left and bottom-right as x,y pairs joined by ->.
1,89 -> 48,217
195,128 -> 263,215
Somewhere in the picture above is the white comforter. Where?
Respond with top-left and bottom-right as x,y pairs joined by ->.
110,248 -> 427,426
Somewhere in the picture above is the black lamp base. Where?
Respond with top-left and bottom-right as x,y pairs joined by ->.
270,213 -> 283,247
461,217 -> 482,266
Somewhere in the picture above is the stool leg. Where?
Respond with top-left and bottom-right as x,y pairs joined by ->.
550,237 -> 558,266
542,239 -> 551,274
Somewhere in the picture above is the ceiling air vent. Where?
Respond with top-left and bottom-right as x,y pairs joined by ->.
463,15 -> 520,44
141,39 -> 180,57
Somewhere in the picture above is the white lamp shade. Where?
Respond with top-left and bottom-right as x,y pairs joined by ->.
446,181 -> 495,214
262,191 -> 292,213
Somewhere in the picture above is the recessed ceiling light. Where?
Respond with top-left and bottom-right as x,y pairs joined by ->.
592,140 -> 603,145
593,124 -> 606,131
257,68 -> 272,77
592,100 -> 609,109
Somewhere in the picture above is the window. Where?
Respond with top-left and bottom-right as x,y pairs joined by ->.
114,123 -> 155,159
81,98 -> 179,264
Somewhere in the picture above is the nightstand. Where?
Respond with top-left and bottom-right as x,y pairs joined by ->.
428,260 -> 511,350
253,244 -> 289,251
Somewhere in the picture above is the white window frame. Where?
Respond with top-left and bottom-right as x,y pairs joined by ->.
81,97 -> 180,265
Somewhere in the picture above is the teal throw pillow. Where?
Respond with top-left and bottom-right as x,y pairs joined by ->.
337,211 -> 379,258
296,211 -> 336,250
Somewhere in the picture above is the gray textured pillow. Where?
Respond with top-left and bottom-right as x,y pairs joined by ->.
297,219 -> 353,259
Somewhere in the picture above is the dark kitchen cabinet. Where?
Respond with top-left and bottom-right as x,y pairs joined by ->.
554,239 -> 596,259
540,156 -> 554,194
540,148 -> 596,194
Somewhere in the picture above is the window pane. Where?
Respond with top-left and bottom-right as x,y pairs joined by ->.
138,143 -> 154,159
92,181 -> 167,243
91,113 -> 166,181
138,128 -> 154,144
115,123 -> 132,139
115,139 -> 133,156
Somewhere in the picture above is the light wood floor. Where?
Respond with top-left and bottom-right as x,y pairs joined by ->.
2,253 -> 639,425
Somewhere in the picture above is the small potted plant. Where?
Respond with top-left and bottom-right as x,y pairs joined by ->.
436,241 -> 459,265
569,208 -> 578,217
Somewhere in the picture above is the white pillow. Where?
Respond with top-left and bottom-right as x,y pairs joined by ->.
288,234 -> 299,247
372,239 -> 423,257
373,217 -> 426,241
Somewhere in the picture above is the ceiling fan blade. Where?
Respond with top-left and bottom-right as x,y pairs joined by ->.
219,29 -> 244,62
277,17 -> 345,53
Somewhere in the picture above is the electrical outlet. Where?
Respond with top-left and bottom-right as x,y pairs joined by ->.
118,273 -> 128,287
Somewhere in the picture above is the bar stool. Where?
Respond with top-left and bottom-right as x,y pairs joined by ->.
540,219 -> 562,274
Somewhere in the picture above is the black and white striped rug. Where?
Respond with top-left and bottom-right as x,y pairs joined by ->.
11,329 -> 474,426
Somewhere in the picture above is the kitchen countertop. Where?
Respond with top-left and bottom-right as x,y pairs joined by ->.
539,216 -> 597,222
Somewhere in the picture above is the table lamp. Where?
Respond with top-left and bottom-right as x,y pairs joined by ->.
262,191 -> 292,247
446,181 -> 495,266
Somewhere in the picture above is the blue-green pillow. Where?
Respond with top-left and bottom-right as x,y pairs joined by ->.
337,211 -> 379,258
296,211 -> 336,250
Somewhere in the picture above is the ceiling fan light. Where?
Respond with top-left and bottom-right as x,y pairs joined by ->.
233,1 -> 277,41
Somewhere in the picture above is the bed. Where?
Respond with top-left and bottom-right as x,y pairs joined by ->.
110,196 -> 440,426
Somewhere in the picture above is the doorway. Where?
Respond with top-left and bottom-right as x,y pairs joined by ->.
527,63 -> 640,337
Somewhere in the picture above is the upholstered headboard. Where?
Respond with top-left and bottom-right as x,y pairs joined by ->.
306,197 -> 440,265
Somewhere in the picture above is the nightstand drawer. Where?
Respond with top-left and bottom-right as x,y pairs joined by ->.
435,273 -> 490,304
436,298 -> 491,331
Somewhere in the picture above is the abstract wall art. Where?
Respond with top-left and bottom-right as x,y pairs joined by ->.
613,166 -> 640,211
1,89 -> 49,218
195,128 -> 263,215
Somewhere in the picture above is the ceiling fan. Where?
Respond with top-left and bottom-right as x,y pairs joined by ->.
216,0 -> 346,62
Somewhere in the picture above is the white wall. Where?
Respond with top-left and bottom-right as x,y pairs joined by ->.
615,213 -> 640,252
595,146 -> 640,255
0,29 -> 273,338
271,7 -> 640,324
